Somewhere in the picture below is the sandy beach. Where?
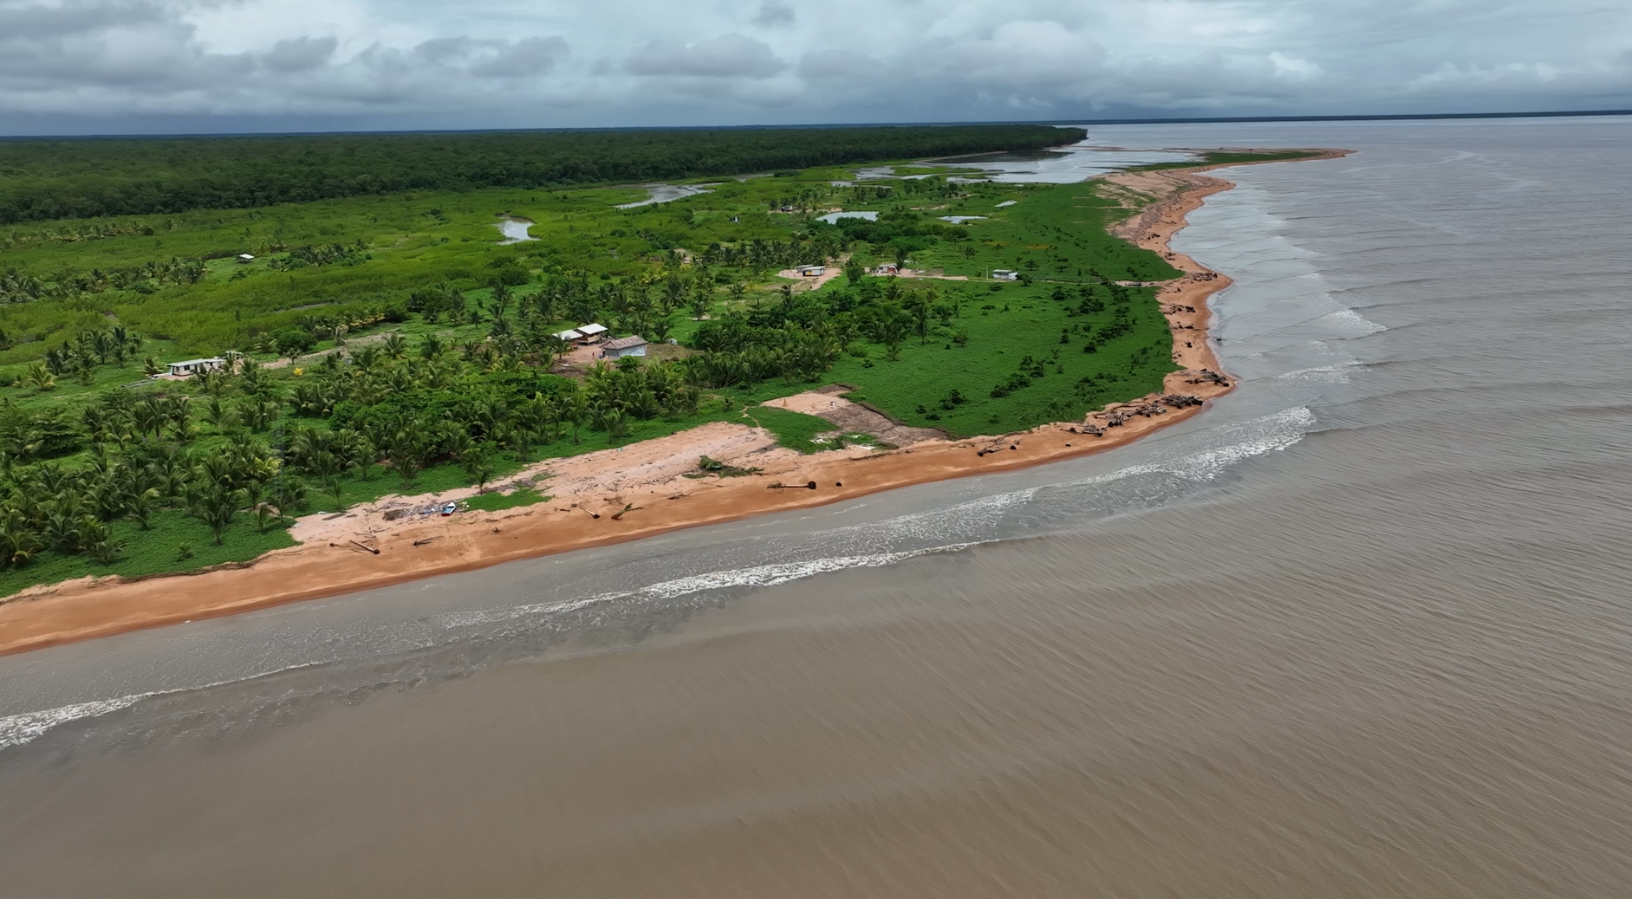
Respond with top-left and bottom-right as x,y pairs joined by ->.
0,151 -> 1347,656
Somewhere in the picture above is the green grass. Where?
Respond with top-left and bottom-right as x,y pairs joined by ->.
751,406 -> 843,453
464,485 -> 549,512
825,284 -> 1173,438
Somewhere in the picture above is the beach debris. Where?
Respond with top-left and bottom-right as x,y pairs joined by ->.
349,540 -> 380,555
1161,394 -> 1204,409
439,501 -> 458,517
1185,369 -> 1230,387
611,504 -> 641,520
575,504 -> 601,520
694,455 -> 761,478
413,537 -> 438,547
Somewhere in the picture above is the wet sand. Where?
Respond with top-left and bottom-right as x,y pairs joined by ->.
0,152 -> 1345,657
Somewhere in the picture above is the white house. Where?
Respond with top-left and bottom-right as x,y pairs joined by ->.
795,265 -> 825,277
576,323 -> 609,344
873,263 -> 899,275
991,269 -> 1020,281
167,357 -> 227,377
553,329 -> 585,344
236,253 -> 256,264
600,336 -> 648,359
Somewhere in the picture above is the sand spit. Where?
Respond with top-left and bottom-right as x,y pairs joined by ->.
0,150 -> 1349,656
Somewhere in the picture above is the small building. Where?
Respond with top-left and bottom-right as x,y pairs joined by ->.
575,323 -> 609,344
167,357 -> 227,377
795,265 -> 825,277
600,336 -> 648,359
236,253 -> 256,264
873,263 -> 899,276
553,329 -> 585,344
991,269 -> 1020,281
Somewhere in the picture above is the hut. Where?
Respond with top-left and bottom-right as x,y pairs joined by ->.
553,328 -> 585,344
991,269 -> 1020,281
794,264 -> 826,277
575,323 -> 609,344
600,336 -> 648,360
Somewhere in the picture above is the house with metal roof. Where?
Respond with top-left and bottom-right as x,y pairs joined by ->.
599,336 -> 648,359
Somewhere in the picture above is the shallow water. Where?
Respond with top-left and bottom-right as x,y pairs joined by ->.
495,215 -> 535,244
815,209 -> 879,223
614,183 -> 713,209
4,116 -> 1632,898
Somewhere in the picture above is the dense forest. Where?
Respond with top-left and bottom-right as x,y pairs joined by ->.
0,125 -> 1083,224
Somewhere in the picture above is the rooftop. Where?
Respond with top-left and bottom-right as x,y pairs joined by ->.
601,336 -> 648,351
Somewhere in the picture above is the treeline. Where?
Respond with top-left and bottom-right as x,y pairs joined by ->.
0,125 -> 1084,224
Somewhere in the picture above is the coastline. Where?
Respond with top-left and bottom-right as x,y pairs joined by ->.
0,150 -> 1349,657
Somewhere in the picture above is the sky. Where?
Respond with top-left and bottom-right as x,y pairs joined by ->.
1,0 -> 1629,135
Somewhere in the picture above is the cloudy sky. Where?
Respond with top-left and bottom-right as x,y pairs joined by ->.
1,0 -> 1629,134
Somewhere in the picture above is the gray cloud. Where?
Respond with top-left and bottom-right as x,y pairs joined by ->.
0,0 -> 1628,133
798,48 -> 881,81
751,2 -> 796,28
262,36 -> 338,73
627,33 -> 787,79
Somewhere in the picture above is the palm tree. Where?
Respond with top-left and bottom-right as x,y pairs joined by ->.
20,363 -> 55,392
126,487 -> 161,530
0,508 -> 40,566
382,332 -> 409,360
203,396 -> 237,431
192,486 -> 246,545
462,447 -> 496,494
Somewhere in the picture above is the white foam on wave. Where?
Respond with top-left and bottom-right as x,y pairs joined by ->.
1321,307 -> 1388,335
436,543 -> 984,629
1277,362 -> 1364,384
1061,406 -> 1315,488
0,694 -> 147,751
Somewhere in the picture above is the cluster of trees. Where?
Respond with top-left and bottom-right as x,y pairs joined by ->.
268,240 -> 369,271
13,326 -> 149,389
2,219 -> 160,248
697,234 -> 847,272
0,126 -> 1085,224
0,256 -> 207,305
0,402 -> 292,566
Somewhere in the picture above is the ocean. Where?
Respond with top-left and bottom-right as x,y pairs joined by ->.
3,116 -> 1631,897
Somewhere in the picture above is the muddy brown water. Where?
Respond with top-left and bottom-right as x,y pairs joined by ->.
4,117 -> 1632,897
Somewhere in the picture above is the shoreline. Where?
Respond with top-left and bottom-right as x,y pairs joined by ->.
0,150 -> 1349,657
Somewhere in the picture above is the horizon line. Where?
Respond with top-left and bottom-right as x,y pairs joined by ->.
1,108 -> 1628,141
